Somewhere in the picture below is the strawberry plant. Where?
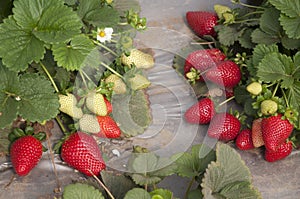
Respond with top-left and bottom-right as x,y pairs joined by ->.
174,0 -> 300,164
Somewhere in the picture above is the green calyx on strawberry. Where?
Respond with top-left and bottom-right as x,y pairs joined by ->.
204,60 -> 241,88
261,114 -> 294,152
61,131 -> 106,176
184,97 -> 215,124
9,127 -> 46,176
186,11 -> 218,37
207,112 -> 241,141
185,68 -> 201,84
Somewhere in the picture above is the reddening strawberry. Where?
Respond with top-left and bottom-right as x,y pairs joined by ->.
96,115 -> 121,138
85,92 -> 107,116
59,93 -> 83,119
261,114 -> 293,152
204,60 -> 241,88
207,112 -> 241,141
235,129 -> 255,150
184,97 -> 215,124
262,115 -> 293,150
186,11 -> 218,37
104,97 -> 113,114
10,135 -> 43,176
265,141 -> 293,162
184,48 -> 226,74
251,118 -> 264,148
61,132 -> 106,176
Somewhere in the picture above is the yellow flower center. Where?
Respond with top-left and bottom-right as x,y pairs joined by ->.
99,30 -> 106,38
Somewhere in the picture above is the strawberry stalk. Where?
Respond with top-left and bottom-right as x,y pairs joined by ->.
89,170 -> 115,199
93,40 -> 118,57
40,61 -> 59,93
231,0 -> 265,10
100,62 -> 123,79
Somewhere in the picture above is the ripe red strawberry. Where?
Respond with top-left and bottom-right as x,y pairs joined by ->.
61,132 -> 106,176
251,118 -> 264,148
96,115 -> 121,138
261,114 -> 293,152
184,97 -> 215,124
204,60 -> 241,88
10,135 -> 43,176
207,112 -> 241,141
184,48 -> 226,75
235,129 -> 255,150
186,11 -> 218,37
265,141 -> 293,162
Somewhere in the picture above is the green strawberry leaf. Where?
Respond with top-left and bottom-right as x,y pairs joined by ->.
201,143 -> 262,199
0,65 -> 59,128
238,29 -> 255,49
100,170 -> 137,199
279,14 -> 300,39
281,35 -> 300,50
129,90 -> 152,128
0,16 -> 45,72
64,0 -> 77,6
63,183 -> 105,199
111,90 -> 151,136
251,28 -> 281,45
129,152 -> 176,186
214,25 -> 239,46
77,0 -> 120,28
176,144 -> 216,178
187,188 -> 203,199
259,7 -> 282,36
268,0 -> 300,18
286,81 -> 300,128
252,44 -> 279,67
17,74 -> 60,123
52,34 -> 95,71
257,52 -> 294,88
124,188 -> 151,199
13,0 -> 82,44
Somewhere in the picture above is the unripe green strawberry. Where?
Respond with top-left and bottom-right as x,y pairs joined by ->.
121,49 -> 154,69
260,99 -> 278,116
59,93 -> 83,119
105,74 -> 127,94
86,92 -> 107,116
128,74 -> 151,90
246,82 -> 262,96
79,114 -> 100,134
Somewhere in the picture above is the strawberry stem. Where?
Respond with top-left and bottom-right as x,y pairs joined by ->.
100,62 -> 123,79
55,116 -> 67,134
231,0 -> 265,10
46,131 -> 62,193
184,177 -> 195,199
217,95 -> 235,108
89,170 -> 115,199
93,40 -> 118,57
272,82 -> 280,98
40,61 -> 59,93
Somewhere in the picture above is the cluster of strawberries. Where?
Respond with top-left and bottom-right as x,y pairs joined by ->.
183,10 -> 294,162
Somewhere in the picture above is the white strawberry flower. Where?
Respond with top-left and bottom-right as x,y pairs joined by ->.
97,27 -> 113,43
